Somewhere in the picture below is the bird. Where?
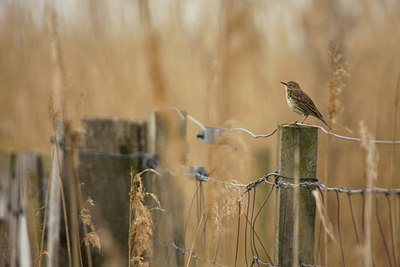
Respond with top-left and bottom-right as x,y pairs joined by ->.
281,81 -> 331,130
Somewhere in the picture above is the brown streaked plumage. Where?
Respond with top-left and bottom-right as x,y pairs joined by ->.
281,81 -> 332,129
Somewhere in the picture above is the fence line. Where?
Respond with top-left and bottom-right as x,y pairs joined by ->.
191,171 -> 400,196
173,167 -> 400,267
52,128 -> 400,266
47,138 -> 400,197
41,112 -> 400,267
54,140 -> 400,196
55,140 -> 400,195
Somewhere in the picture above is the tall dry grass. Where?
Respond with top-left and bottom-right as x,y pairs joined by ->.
1,0 -> 400,266
128,169 -> 161,267
359,121 -> 378,267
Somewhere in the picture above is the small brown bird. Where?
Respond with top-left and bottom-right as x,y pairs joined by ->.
281,81 -> 331,129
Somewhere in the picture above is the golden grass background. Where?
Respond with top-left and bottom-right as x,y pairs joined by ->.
1,0 -> 400,266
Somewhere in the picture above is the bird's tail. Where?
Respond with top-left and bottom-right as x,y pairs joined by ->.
321,117 -> 332,130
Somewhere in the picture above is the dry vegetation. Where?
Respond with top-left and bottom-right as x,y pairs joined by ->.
1,0 -> 400,266
129,169 -> 161,267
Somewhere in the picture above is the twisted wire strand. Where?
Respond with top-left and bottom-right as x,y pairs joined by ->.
176,108 -> 400,144
199,172 -> 400,196
172,242 -> 228,267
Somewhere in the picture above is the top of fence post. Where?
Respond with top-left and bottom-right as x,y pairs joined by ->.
276,124 -> 318,177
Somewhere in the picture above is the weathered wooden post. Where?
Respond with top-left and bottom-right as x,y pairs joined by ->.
50,114 -> 186,266
274,125 -> 318,267
12,152 -> 43,267
77,117 -> 147,266
146,110 -> 186,266
0,152 -> 12,263
47,117 -> 64,267
0,152 -> 43,267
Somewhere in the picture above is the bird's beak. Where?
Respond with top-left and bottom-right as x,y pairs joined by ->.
280,81 -> 287,86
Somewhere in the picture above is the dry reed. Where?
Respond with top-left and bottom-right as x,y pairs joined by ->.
80,197 -> 101,252
359,121 -> 378,267
212,181 -> 243,243
391,73 -> 400,267
46,5 -> 73,267
312,190 -> 336,243
128,169 -> 162,267
327,44 -> 349,126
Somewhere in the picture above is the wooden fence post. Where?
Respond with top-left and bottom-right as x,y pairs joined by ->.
77,117 -> 147,266
47,117 -> 64,267
50,114 -> 185,266
146,110 -> 186,266
12,152 -> 43,267
0,152 -> 43,267
0,152 -> 12,264
274,125 -> 318,267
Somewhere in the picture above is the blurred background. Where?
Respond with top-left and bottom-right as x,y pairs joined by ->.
0,0 -> 399,266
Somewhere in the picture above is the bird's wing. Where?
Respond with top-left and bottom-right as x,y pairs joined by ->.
290,89 -> 323,118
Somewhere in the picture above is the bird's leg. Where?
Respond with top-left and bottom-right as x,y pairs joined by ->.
289,119 -> 299,126
301,115 -> 308,124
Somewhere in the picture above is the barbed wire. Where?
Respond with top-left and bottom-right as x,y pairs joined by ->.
190,169 -> 400,196
172,242 -> 229,267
